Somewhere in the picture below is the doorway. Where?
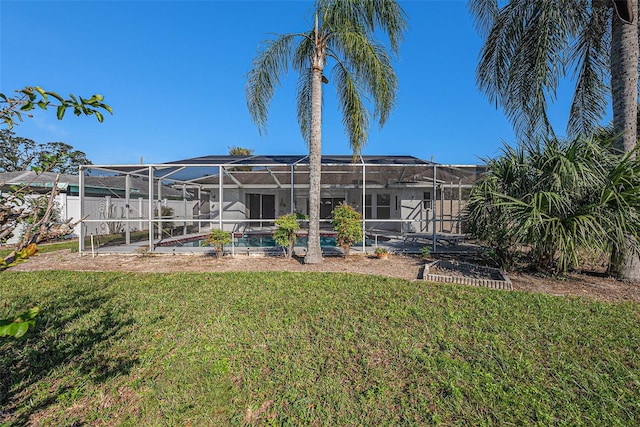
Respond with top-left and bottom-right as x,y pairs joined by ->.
247,193 -> 275,227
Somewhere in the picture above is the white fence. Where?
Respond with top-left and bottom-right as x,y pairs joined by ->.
4,194 -> 200,245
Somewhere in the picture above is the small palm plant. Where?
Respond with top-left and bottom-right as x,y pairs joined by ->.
331,203 -> 363,257
273,213 -> 300,259
206,229 -> 232,259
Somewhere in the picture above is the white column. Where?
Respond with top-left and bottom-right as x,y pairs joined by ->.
125,174 -> 131,245
183,184 -> 187,235
362,161 -> 366,253
218,165 -> 224,230
148,166 -> 154,251
79,166 -> 85,253
432,163 -> 437,253
290,165 -> 295,214
157,179 -> 163,239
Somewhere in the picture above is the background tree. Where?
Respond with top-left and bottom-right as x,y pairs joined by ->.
0,130 -> 37,172
469,0 -> 640,279
227,146 -> 254,171
35,142 -> 92,174
0,132 -> 92,174
228,146 -> 253,156
246,0 -> 406,264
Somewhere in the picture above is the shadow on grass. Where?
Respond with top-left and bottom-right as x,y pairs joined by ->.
0,278 -> 137,425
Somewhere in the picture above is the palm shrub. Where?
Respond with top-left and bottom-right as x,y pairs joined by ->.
273,213 -> 300,258
331,203 -> 363,257
465,136 -> 640,275
206,229 -> 232,259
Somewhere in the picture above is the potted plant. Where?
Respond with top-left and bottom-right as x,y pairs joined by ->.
206,229 -> 232,259
374,246 -> 389,259
273,213 -> 300,258
331,203 -> 363,257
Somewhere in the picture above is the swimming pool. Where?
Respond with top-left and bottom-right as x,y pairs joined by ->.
160,232 -> 372,248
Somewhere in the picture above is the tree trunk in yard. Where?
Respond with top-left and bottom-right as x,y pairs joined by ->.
610,0 -> 640,280
304,66 -> 325,264
611,0 -> 638,154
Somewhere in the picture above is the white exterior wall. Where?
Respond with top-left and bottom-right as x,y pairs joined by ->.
209,190 -> 245,232
399,188 -> 431,233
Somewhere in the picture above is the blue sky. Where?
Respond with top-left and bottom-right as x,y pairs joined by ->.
2,0 -> 585,166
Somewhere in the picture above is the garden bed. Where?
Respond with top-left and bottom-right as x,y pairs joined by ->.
424,258 -> 512,290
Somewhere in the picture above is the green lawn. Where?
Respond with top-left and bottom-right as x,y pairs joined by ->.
0,240 -> 78,259
1,271 -> 639,426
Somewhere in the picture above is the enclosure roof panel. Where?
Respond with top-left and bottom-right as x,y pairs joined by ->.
83,155 -> 484,186
166,154 -> 432,166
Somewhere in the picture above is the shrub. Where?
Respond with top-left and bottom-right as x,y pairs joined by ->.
206,229 -> 232,259
273,213 -> 300,258
420,245 -> 431,259
465,136 -> 640,275
331,203 -> 363,257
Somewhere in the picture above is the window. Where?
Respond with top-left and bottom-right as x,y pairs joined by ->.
364,193 -> 391,219
423,191 -> 432,209
365,194 -> 372,218
377,194 -> 390,219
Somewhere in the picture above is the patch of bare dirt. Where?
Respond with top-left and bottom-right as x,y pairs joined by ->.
7,249 -> 640,304
8,250 -> 424,281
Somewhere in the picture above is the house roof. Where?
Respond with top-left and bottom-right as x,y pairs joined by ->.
0,171 -> 79,192
0,171 -> 187,199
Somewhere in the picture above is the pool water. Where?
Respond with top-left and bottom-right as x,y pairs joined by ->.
180,234 -> 371,248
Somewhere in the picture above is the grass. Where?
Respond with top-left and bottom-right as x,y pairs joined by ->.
0,230 -> 152,258
0,240 -> 79,259
1,271 -> 639,425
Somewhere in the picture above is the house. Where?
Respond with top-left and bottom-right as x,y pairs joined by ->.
75,155 -> 485,252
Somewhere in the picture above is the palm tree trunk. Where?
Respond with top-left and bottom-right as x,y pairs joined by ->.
611,0 -> 638,153
304,67 -> 324,264
610,0 -> 640,280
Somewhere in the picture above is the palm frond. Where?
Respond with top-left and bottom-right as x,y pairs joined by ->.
296,68 -> 314,146
329,28 -> 397,126
364,0 -> 408,54
245,34 -> 297,135
332,64 -> 369,155
464,135 -> 638,273
474,0 -> 590,137
318,0 -> 407,54
568,4 -> 611,136
468,0 -> 499,38
293,32 -> 316,73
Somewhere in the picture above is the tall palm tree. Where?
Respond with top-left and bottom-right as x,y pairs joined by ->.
246,0 -> 407,264
469,0 -> 640,279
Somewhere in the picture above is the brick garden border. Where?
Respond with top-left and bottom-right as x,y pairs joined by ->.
423,259 -> 512,290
